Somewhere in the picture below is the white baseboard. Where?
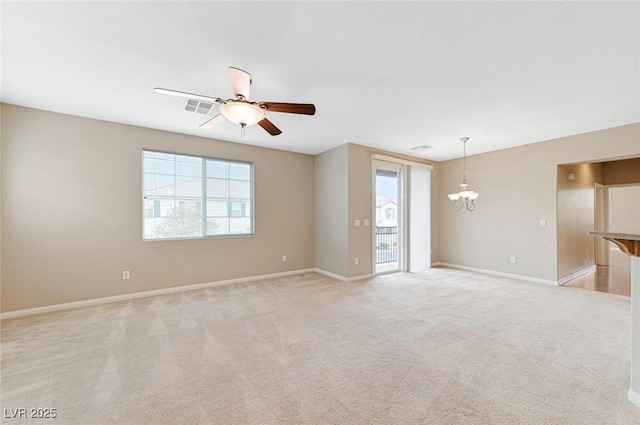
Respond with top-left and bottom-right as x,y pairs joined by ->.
313,268 -> 373,282
628,388 -> 640,409
0,268 -> 316,321
558,265 -> 597,286
350,273 -> 374,281
432,262 -> 557,286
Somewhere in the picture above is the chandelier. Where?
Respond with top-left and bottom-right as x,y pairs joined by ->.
447,137 -> 479,211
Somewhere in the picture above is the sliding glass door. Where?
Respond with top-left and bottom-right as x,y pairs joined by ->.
374,161 -> 403,274
372,157 -> 432,275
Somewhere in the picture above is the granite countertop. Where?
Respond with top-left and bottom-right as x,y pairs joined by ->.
588,231 -> 640,241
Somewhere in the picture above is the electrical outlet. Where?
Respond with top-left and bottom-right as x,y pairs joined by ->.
510,256 -> 516,264
282,255 -> 287,262
355,257 -> 359,265
122,270 -> 130,280
364,219 -> 370,226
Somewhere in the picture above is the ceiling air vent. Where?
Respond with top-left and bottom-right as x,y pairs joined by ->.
411,145 -> 432,151
184,99 -> 215,115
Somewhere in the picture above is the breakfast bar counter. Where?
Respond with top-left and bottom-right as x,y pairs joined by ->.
588,231 -> 640,408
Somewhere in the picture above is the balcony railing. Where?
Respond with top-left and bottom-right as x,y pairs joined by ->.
376,226 -> 397,264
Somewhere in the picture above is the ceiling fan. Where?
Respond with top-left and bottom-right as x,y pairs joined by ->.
154,67 -> 316,136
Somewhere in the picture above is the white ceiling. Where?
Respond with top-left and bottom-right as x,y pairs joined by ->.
2,1 -> 639,161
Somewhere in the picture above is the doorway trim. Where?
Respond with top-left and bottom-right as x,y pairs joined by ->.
594,183 -> 609,266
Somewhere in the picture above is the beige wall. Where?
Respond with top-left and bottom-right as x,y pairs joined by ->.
609,185 -> 640,234
557,163 -> 603,280
2,102 -> 638,312
314,144 -> 349,277
438,123 -> 640,282
1,104 -> 315,312
314,143 -> 438,279
347,144 -> 374,277
604,157 -> 640,233
603,158 -> 640,185
346,144 -> 439,277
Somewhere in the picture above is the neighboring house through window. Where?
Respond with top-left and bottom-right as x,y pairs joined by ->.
376,195 -> 397,227
385,207 -> 395,219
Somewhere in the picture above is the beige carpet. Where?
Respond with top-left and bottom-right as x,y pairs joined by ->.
1,268 -> 639,424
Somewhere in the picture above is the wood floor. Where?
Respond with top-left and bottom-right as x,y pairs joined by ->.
565,247 -> 631,297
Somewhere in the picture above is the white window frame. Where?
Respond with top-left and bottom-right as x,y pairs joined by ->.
142,149 -> 254,240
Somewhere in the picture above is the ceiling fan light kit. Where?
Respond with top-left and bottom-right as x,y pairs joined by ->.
220,101 -> 264,127
155,67 -> 315,136
448,137 -> 479,211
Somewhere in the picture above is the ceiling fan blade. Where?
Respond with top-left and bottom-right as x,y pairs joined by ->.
154,88 -> 224,105
199,114 -> 226,129
229,67 -> 251,99
259,102 -> 316,115
258,118 -> 282,136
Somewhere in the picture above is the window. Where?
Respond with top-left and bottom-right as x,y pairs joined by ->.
143,150 -> 253,240
385,207 -> 395,219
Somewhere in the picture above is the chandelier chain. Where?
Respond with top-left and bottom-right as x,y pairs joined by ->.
463,138 -> 467,184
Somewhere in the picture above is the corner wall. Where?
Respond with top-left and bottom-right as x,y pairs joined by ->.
314,144 -> 349,277
1,104 -> 315,312
314,143 -> 439,280
347,144 -> 439,277
557,163 -> 602,280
